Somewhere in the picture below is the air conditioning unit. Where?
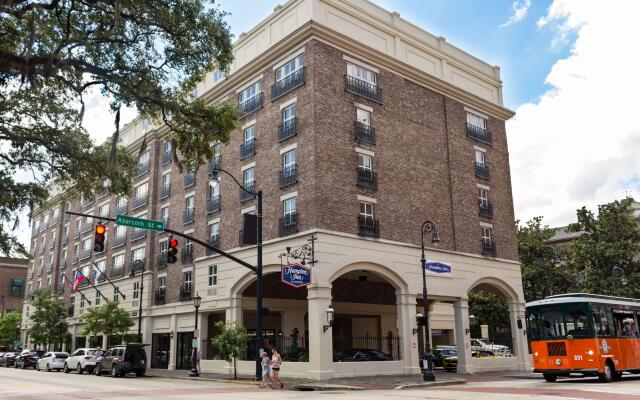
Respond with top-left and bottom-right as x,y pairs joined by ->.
207,287 -> 217,296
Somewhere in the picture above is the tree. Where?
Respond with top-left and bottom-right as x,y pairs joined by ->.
565,198 -> 640,297
0,1 -> 237,256
81,301 -> 135,342
211,321 -> 248,380
28,290 -> 68,349
468,290 -> 511,348
0,311 -> 22,348
517,217 -> 575,301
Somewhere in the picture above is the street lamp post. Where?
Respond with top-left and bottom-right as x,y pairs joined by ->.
129,259 -> 145,342
612,266 -> 628,296
541,246 -> 560,299
15,323 -> 21,350
420,220 -> 440,382
210,166 -> 263,381
190,294 -> 202,377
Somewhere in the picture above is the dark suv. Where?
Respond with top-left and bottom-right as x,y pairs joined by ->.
95,343 -> 148,377
15,349 -> 45,369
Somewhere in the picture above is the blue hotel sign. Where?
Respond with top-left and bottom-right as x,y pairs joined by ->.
425,261 -> 452,274
281,263 -> 312,288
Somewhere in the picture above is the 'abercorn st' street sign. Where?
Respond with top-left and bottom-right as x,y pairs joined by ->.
116,215 -> 164,232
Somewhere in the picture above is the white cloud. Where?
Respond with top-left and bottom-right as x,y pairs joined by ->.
508,0 -> 640,227
500,0 -> 532,28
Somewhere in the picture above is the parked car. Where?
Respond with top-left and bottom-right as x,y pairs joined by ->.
335,348 -> 392,362
471,339 -> 511,356
434,348 -> 458,367
14,349 -> 45,369
442,350 -> 496,372
2,352 -> 16,367
95,343 -> 148,377
64,348 -> 97,374
36,352 -> 69,372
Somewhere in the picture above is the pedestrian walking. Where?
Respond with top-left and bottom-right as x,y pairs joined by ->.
270,347 -> 284,389
259,351 -> 274,389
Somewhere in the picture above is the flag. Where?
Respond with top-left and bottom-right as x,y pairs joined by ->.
92,262 -> 103,283
73,270 -> 85,292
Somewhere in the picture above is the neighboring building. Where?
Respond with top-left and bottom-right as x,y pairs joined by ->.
0,257 -> 28,316
21,0 -> 528,378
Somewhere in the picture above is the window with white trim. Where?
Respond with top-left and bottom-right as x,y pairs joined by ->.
183,271 -> 192,291
163,140 -> 172,154
185,196 -> 195,212
356,108 -> 371,126
243,167 -> 255,186
161,206 -> 169,223
162,172 -> 171,188
282,104 -> 296,123
138,151 -> 149,166
209,179 -> 220,199
158,276 -> 166,291
116,196 -> 127,208
82,237 -> 91,250
481,226 -> 493,244
113,287 -> 119,301
135,182 -> 148,198
208,264 -> 218,287
115,224 -> 126,237
132,247 -> 145,263
466,112 -> 486,129
112,254 -> 125,270
238,81 -> 261,104
347,64 -> 376,85
133,282 -> 140,299
43,214 -> 49,225
478,187 -> 489,206
243,125 -> 254,145
209,222 -> 219,243
212,69 -> 224,84
276,55 -> 304,82
283,150 -> 296,171
475,150 -> 486,166
99,203 -> 110,218
359,201 -> 374,219
358,153 -> 372,170
159,240 -> 168,255
52,208 -> 59,218
283,197 -> 296,221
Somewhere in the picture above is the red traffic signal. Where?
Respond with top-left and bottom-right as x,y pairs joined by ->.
94,224 -> 106,252
167,237 -> 178,264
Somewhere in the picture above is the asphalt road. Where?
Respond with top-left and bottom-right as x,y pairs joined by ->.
2,366 -> 640,400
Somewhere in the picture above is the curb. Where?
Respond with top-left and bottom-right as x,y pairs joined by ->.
503,374 -> 542,380
394,378 -> 467,390
293,384 -> 365,391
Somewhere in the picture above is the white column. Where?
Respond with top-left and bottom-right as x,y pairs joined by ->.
225,295 -> 243,325
70,324 -> 77,352
508,301 -> 531,371
168,314 -> 177,370
198,312 -> 208,357
101,335 -> 107,349
453,298 -> 473,374
396,292 -> 420,375
307,283 -> 333,380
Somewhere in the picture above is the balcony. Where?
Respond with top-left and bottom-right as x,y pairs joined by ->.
155,289 -> 166,305
81,221 -> 93,233
479,201 -> 493,218
184,172 -> 196,188
81,196 -> 94,208
131,228 -> 146,241
475,162 -> 490,179
114,204 -> 128,216
159,184 -> 170,199
183,208 -> 194,225
240,182 -> 256,202
482,240 -> 496,257
239,139 -> 255,160
466,123 -> 492,144
181,247 -> 193,264
137,161 -> 150,176
208,157 -> 221,175
278,165 -> 298,188
237,92 -> 264,118
279,213 -> 298,237
78,248 -> 91,261
357,168 -> 378,190
110,267 -> 125,278
344,75 -> 383,103
157,254 -> 167,270
271,68 -> 305,100
68,306 -> 75,317
112,233 -> 126,248
278,118 -> 297,142
355,121 -> 376,145
179,286 -> 193,302
207,196 -> 221,214
131,193 -> 148,210
358,215 -> 380,238
161,151 -> 172,166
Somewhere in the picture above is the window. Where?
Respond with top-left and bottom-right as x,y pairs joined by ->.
62,249 -> 68,261
212,69 -> 224,84
183,271 -> 192,291
95,290 -> 101,306
115,225 -> 126,237
185,196 -> 195,212
133,282 -> 140,299
185,236 -> 193,254
593,306 -> 612,337
43,214 -> 49,225
159,240 -> 168,255
208,265 -> 218,287
34,220 -> 40,232
116,197 -> 127,209
243,125 -> 255,145
52,208 -> 59,218
132,247 -> 145,263
238,81 -> 261,104
467,112 -> 486,129
478,187 -> 489,206
38,279 -> 42,289
283,197 -> 296,222
139,151 -> 149,165
359,201 -> 374,219
135,182 -> 148,198
63,225 -> 69,238
82,237 -> 91,250
51,231 -> 55,245
158,276 -> 166,291
80,294 -> 85,308
613,310 -> 638,338
357,108 -> 371,126
209,180 -> 220,199
112,254 -> 125,270
163,140 -> 172,154
212,143 -> 221,159
113,287 -> 119,301
481,226 -> 492,244
475,150 -> 486,166
76,218 -> 82,231
243,167 -> 255,186
41,236 -> 46,251
347,63 -> 376,85
47,276 -> 51,287
162,173 -> 171,188
283,150 -> 296,173
275,55 -> 304,82
209,222 -> 219,243
282,104 -> 296,123
142,119 -> 150,133
95,260 -> 105,279
161,206 -> 169,222
99,203 -> 110,218
359,153 -> 372,170
73,244 -> 79,257
47,253 -> 53,266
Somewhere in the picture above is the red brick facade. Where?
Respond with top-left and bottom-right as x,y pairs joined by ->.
0,258 -> 28,314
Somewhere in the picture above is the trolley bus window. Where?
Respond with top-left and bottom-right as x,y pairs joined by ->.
592,308 -> 611,337
565,309 -> 590,337
542,310 -> 566,338
613,309 -> 638,338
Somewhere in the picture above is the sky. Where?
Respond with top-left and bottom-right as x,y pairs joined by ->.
13,0 -> 640,249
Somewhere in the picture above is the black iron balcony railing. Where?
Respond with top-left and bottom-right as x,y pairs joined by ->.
155,289 -> 166,305
131,193 -> 148,210
137,161 -> 149,176
184,172 -> 196,188
479,201 -> 493,218
112,233 -> 126,247
110,267 -> 124,278
161,151 -> 172,166
466,123 -> 492,144
81,221 -> 93,233
157,254 -> 167,269
355,121 -> 376,145
179,286 -> 193,302
81,196 -> 94,208
181,246 -> 193,264
240,182 -> 256,202
183,208 -> 194,224
68,306 -> 75,317
131,228 -> 146,241
114,204 -> 128,216
279,213 -> 298,237
239,139 -> 255,160
78,248 -> 91,261
159,184 -> 170,199
207,195 -> 221,214
482,240 -> 496,257
208,157 -> 221,175
358,215 -> 380,238
278,165 -> 298,188
206,235 -> 220,255
278,118 -> 297,142
345,75 -> 383,103
237,92 -> 264,118
357,168 -> 378,190
475,162 -> 490,179
271,68 -> 305,100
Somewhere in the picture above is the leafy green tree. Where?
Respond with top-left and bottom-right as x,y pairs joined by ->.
211,321 -> 248,380
517,217 -> 574,301
81,301 -> 135,342
0,0 -> 237,256
565,198 -> 640,297
28,290 -> 68,349
468,290 -> 511,347
0,311 -> 22,348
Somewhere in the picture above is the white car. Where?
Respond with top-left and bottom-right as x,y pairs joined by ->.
471,339 -> 511,356
36,352 -> 69,372
64,348 -> 98,374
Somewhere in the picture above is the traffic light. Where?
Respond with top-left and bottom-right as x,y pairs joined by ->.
167,238 -> 178,264
94,224 -> 106,252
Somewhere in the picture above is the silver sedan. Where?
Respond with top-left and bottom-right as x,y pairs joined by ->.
36,352 -> 69,372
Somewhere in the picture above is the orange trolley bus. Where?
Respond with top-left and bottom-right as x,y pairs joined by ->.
526,293 -> 640,382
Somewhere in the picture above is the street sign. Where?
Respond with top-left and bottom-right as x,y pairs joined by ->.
116,214 -> 164,232
194,328 -> 199,338
192,339 -> 199,348
424,261 -> 452,274
281,263 -> 312,288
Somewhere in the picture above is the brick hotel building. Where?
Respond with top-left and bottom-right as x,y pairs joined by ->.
21,0 -> 529,379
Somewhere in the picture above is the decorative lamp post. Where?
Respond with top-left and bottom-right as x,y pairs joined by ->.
190,293 -> 202,377
420,220 -> 440,382
541,246 -> 560,298
129,259 -> 145,342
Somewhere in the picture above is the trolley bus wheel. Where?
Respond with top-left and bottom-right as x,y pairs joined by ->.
598,360 -> 614,383
543,373 -> 557,383
613,371 -> 623,381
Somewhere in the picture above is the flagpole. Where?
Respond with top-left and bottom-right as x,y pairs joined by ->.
79,269 -> 109,303
63,272 -> 93,306
90,261 -> 126,301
